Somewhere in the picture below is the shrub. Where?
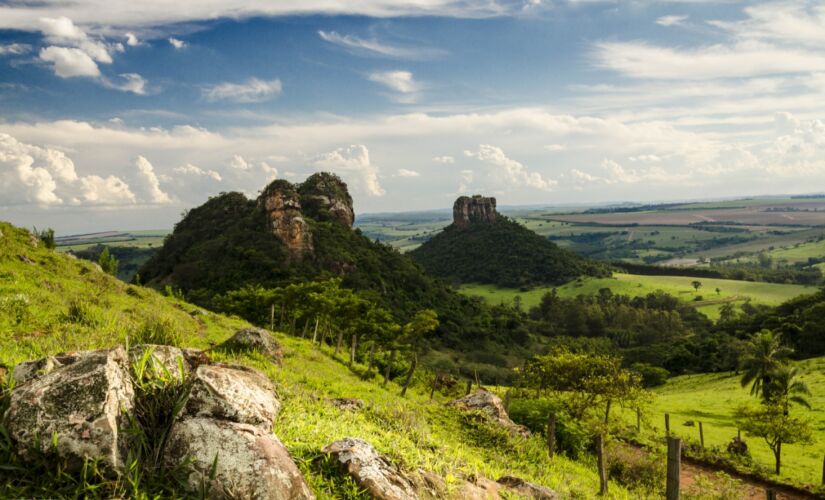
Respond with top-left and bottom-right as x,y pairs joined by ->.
630,363 -> 669,388
131,315 -> 184,346
605,441 -> 664,493
507,398 -> 591,459
63,298 -> 98,326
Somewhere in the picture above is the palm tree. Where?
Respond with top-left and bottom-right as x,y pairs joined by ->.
739,330 -> 793,398
763,365 -> 811,413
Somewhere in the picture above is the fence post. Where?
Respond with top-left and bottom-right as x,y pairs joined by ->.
349,334 -> 357,366
665,413 -> 671,435
699,421 -> 704,450
503,390 -> 511,414
666,436 -> 681,500
546,413 -> 556,459
636,407 -> 641,433
270,304 -> 275,331
596,433 -> 608,495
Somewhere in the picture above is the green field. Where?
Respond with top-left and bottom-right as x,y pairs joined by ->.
55,229 -> 169,252
459,273 -> 815,319
617,357 -> 825,488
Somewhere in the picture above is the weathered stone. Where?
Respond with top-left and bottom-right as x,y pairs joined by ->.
258,180 -> 314,257
455,477 -> 503,500
446,389 -> 530,438
12,351 -> 86,385
416,469 -> 447,499
164,417 -> 314,500
218,327 -> 283,364
183,364 -> 280,427
497,476 -> 558,499
128,344 -> 207,381
453,195 -> 497,228
326,397 -> 364,411
4,347 -> 135,471
322,437 -> 418,500
298,172 -> 355,227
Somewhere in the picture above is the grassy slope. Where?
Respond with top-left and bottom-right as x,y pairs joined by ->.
0,221 -> 638,499
459,272 -> 815,319
616,357 -> 825,488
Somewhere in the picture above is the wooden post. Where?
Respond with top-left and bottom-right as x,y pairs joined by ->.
666,436 -> 681,500
334,331 -> 344,355
546,413 -> 556,459
270,304 -> 275,331
699,421 -> 704,450
311,316 -> 319,344
383,349 -> 396,387
821,455 -> 825,485
596,433 -> 607,495
503,390 -> 511,414
636,407 -> 641,433
465,380 -> 472,395
665,413 -> 670,435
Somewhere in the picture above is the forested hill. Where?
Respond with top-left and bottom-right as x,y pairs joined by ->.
410,195 -> 609,287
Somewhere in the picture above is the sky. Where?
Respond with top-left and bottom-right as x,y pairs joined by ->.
2,1 -> 825,233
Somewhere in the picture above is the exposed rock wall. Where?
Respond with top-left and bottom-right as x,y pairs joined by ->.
453,195 -> 497,228
258,180 -> 314,258
299,172 -> 355,227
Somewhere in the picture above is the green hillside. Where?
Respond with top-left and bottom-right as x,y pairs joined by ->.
0,221 -> 640,498
616,357 -> 825,488
410,217 -> 609,288
460,272 -> 815,319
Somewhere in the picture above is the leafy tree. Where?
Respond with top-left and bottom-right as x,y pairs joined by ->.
739,330 -> 793,398
399,309 -> 439,396
98,247 -> 119,276
33,227 -> 56,249
691,280 -> 702,292
522,351 -> 649,423
735,403 -> 813,474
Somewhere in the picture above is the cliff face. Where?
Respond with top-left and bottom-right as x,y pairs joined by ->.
453,195 -> 497,228
257,180 -> 314,258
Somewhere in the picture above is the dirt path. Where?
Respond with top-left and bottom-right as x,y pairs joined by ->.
680,459 -> 809,499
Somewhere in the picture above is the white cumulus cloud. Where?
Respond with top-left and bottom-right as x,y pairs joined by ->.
368,70 -> 420,102
204,78 -> 282,103
315,144 -> 385,197
397,168 -> 420,177
465,144 -> 556,191
39,46 -> 100,78
168,37 -> 186,49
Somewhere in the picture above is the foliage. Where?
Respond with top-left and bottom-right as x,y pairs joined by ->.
630,363 -> 669,388
738,330 -> 793,398
33,227 -> 56,249
605,441 -> 664,493
410,217 -> 609,288
507,398 -> 592,459
734,403 -> 814,474
71,244 -> 157,282
98,246 -> 119,276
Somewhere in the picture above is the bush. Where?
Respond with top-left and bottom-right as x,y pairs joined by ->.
630,363 -> 669,387
605,441 -> 664,493
507,398 -> 591,459
131,315 -> 184,346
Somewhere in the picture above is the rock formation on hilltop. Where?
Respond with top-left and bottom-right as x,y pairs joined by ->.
258,180 -> 314,257
299,172 -> 355,227
453,195 -> 497,228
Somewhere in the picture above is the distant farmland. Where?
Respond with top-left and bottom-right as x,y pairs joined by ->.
549,205 -> 825,226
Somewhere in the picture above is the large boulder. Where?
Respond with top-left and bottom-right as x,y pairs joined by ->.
446,389 -> 530,438
11,351 -> 84,385
164,417 -> 314,500
322,438 -> 418,500
182,363 -> 280,427
3,347 -> 135,471
217,327 -> 283,364
497,476 -> 558,499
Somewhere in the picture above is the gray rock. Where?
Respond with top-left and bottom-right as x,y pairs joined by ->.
164,417 -> 314,500
322,437 -> 418,500
4,347 -> 135,471
446,389 -> 530,438
218,327 -> 283,365
326,397 -> 364,411
453,195 -> 497,228
183,364 -> 280,427
497,476 -> 558,499
128,344 -> 208,381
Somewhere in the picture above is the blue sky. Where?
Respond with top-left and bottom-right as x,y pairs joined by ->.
1,1 -> 825,233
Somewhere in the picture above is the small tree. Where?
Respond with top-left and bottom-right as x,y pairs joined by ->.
735,403 -> 813,474
34,227 -> 56,249
399,309 -> 439,397
98,246 -> 119,276
691,280 -> 702,292
739,330 -> 793,398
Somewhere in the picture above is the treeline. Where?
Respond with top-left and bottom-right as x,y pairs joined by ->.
613,261 -> 822,285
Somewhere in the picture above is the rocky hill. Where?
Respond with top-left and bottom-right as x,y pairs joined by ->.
0,220 -> 639,498
410,195 -> 609,288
